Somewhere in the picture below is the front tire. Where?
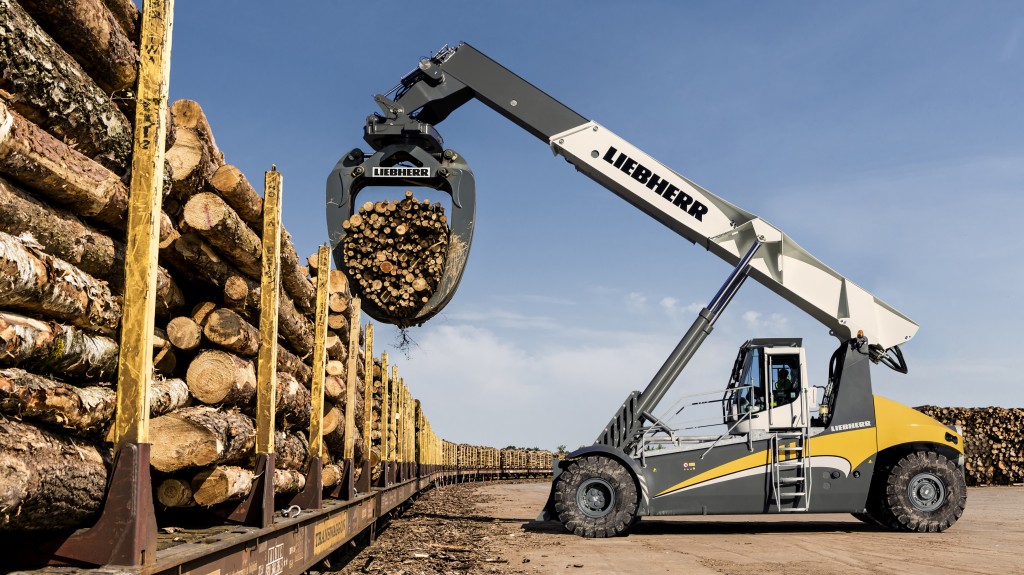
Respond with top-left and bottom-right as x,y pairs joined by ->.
877,451 -> 966,532
553,455 -> 638,538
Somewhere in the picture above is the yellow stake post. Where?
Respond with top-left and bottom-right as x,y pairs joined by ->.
255,168 -> 283,456
308,246 -> 332,460
114,0 -> 174,447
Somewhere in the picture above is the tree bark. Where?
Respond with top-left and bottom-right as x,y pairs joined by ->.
280,230 -> 315,313
0,419 -> 107,531
0,312 -> 118,381
325,333 -> 346,361
183,193 -> 263,279
149,406 -> 255,472
0,0 -> 132,173
14,0 -> 138,94
0,368 -> 114,433
0,231 -> 121,335
272,430 -> 309,471
273,468 -> 305,495
277,343 -> 312,386
185,349 -> 256,406
0,370 -> 188,436
0,103 -> 177,245
0,177 -> 185,316
101,0 -> 138,43
202,308 -> 259,357
276,372 -> 311,431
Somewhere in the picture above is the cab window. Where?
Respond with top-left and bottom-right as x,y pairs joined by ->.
769,354 -> 800,407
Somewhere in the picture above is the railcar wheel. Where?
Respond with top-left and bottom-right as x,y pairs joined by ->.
878,451 -> 966,532
553,455 -> 638,538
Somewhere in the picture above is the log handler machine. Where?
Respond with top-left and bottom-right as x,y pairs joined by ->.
327,43 -> 967,537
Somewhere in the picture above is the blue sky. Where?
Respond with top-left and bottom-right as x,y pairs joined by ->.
167,2 -> 1024,450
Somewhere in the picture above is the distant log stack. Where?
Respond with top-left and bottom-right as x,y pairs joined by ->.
340,191 -> 449,325
916,406 -> 1024,486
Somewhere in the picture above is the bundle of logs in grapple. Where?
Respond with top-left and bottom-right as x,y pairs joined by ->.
0,0 -> 380,531
341,191 -> 449,325
915,406 -> 1024,486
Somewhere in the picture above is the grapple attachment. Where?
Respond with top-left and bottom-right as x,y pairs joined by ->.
325,143 -> 475,326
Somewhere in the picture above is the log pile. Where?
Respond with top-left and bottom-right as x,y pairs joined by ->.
916,406 -> 1024,486
0,0 -> 374,527
340,191 -> 449,325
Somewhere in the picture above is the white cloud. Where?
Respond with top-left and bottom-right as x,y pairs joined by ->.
626,291 -> 647,312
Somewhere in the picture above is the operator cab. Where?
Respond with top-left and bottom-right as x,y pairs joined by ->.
723,338 -> 809,433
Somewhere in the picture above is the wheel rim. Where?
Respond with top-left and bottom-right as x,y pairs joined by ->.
576,478 -> 616,518
907,472 -> 946,512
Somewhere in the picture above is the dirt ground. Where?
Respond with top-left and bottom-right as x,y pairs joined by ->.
328,480 -> 1024,575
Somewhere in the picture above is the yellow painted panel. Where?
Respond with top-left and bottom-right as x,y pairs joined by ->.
875,396 -> 963,454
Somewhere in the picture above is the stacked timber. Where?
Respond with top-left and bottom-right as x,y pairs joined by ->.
916,406 -> 1024,486
0,0 -> 377,528
340,191 -> 450,325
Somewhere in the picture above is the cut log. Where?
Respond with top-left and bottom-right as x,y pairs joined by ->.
170,100 -> 224,165
325,333 -> 346,361
327,314 -> 348,332
190,301 -> 218,326
209,164 -> 262,227
165,128 -> 219,202
0,368 -> 114,433
202,308 -> 259,357
280,230 -> 315,313
185,350 -> 256,406
0,0 -> 132,173
329,293 -> 349,314
223,275 -> 254,310
156,478 -> 194,508
183,193 -> 262,279
322,402 -> 342,436
0,103 -> 177,245
14,0 -> 139,94
190,465 -> 250,507
274,469 -> 305,495
150,378 -> 191,417
328,269 -> 348,294
0,312 -> 118,381
167,316 -> 203,351
277,343 -> 312,386
276,372 -> 311,431
325,360 -> 345,377
324,375 -> 344,403
149,406 -> 255,472
0,231 -> 121,334
190,466 -> 306,506
321,463 -> 343,487
0,419 -> 107,531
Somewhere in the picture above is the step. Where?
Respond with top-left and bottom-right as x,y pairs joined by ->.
778,507 -> 808,512
779,477 -> 805,484
778,491 -> 806,497
778,446 -> 804,451
776,460 -> 806,467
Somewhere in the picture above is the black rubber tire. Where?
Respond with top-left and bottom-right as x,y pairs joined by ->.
876,451 -> 967,532
553,455 -> 638,538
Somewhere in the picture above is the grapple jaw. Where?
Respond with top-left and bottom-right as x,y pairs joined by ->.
325,142 -> 476,326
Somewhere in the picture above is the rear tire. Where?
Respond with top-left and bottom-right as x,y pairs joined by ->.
553,455 -> 638,538
877,451 -> 966,532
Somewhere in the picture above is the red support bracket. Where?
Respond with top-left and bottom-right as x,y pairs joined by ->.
283,456 -> 323,510
2,442 -> 158,568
